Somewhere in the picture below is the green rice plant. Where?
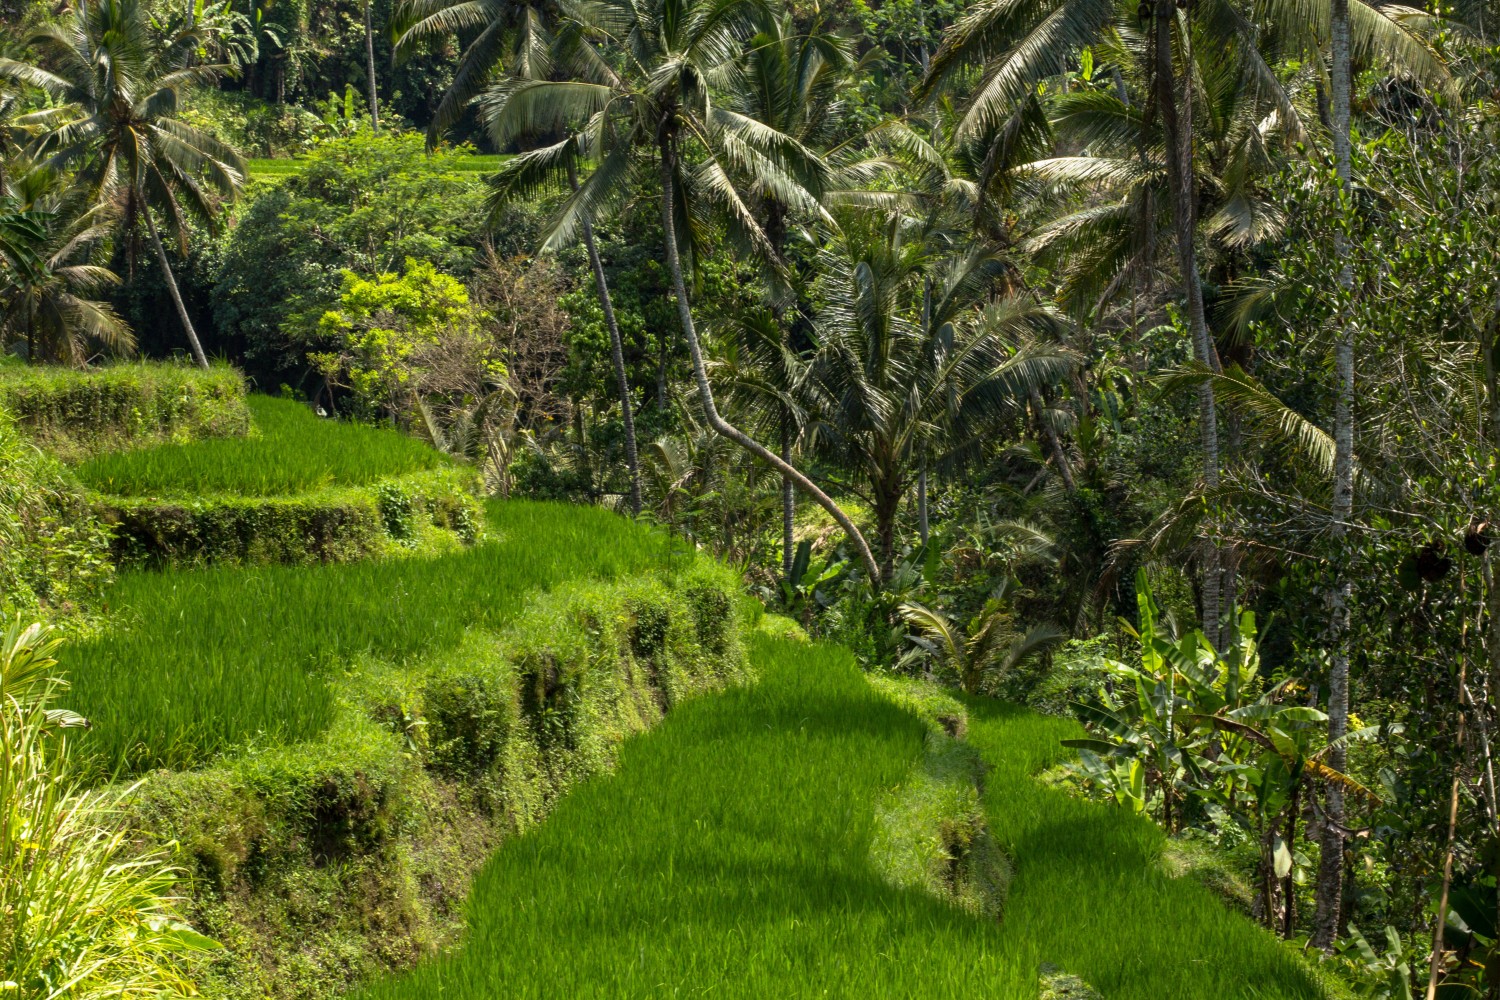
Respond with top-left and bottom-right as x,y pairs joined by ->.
76,395 -> 450,497
246,154 -> 510,180
66,501 -> 687,775
1,620 -> 219,997
0,361 -> 248,461
352,635 -> 1330,1000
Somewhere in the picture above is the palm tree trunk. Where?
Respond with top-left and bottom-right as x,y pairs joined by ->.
1314,0 -> 1355,952
363,0 -> 380,134
656,144 -> 882,585
1154,0 -> 1222,649
917,463 -> 929,547
146,212 -> 210,370
570,163 -> 641,515
781,423 -> 796,580
1426,643 -> 1469,998
1030,385 -> 1077,493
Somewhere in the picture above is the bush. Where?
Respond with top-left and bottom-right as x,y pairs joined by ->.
0,361 -> 249,460
98,467 -> 482,568
0,410 -> 113,619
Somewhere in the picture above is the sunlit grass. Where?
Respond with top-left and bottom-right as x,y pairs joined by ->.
75,396 -> 450,497
246,154 -> 510,179
352,636 -> 1327,1000
68,501 -> 684,774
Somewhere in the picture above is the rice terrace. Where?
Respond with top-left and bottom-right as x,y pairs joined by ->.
0,0 -> 1492,994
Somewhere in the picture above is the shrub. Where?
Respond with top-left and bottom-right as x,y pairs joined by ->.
0,361 -> 249,460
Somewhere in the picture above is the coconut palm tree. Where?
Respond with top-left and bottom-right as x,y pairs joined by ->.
808,207 -> 1076,577
0,184 -> 133,365
718,13 -> 862,580
478,0 -> 885,583
0,0 -> 244,370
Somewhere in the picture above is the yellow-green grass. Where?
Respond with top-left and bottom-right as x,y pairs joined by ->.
247,154 -> 510,179
67,501 -> 686,775
352,636 -> 1327,1000
75,395 -> 450,497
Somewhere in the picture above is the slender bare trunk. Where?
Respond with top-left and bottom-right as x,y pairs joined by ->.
1154,0 -> 1222,650
1426,624 -> 1469,997
570,164 -> 640,515
146,212 -> 209,370
363,0 -> 380,133
781,425 -> 795,579
656,141 -> 881,584
917,463 -> 929,546
1314,0 -> 1355,952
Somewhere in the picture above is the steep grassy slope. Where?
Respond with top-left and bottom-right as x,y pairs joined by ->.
355,636 -> 1327,1000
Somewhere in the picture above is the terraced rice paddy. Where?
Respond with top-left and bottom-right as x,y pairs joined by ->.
69,500 -> 684,774
353,633 -> 1327,1000
75,395 -> 450,496
246,154 -> 509,180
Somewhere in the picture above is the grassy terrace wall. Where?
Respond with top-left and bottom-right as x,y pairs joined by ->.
0,360 -> 249,460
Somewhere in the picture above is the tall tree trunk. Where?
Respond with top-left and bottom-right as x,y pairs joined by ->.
1314,0 -> 1355,952
363,0 -> 380,134
1427,626 -> 1469,998
1154,0 -> 1222,649
147,212 -> 210,370
570,164 -> 640,515
781,423 -> 796,580
1030,385 -> 1077,493
656,142 -> 881,584
917,463 -> 930,547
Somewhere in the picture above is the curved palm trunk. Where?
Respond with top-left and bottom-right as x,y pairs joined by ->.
1154,1 -> 1222,649
570,165 -> 641,515
1314,0 -> 1355,953
363,0 -> 380,134
656,145 -> 882,585
146,212 -> 209,370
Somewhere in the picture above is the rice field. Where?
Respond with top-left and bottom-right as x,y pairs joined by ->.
352,634 -> 1328,1000
247,154 -> 510,180
68,501 -> 685,774
75,395 -> 450,496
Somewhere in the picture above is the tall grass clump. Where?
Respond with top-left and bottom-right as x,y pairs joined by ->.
77,395 -> 450,497
0,360 -> 248,460
67,501 -> 684,774
1,620 -> 218,997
